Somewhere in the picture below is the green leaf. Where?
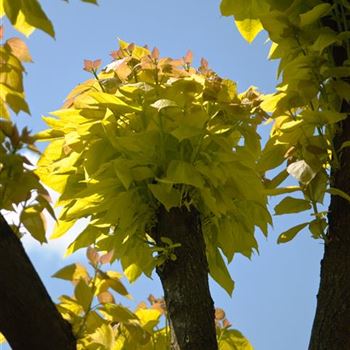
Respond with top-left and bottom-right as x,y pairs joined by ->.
309,218 -> 327,239
135,308 -> 161,333
3,0 -> 21,23
150,99 -> 178,111
65,225 -> 104,256
148,183 -> 182,211
327,187 -> 350,203
258,142 -> 286,172
124,263 -> 142,283
107,276 -> 129,296
340,141 -> 350,151
220,0 -> 268,43
299,3 -> 332,27
113,158 -> 133,190
102,304 -> 139,323
218,329 -> 253,350
89,92 -> 141,113
165,160 -> 204,188
90,324 -> 115,350
331,80 -> 350,102
235,19 -> 264,43
274,196 -> 311,215
50,219 -> 75,239
277,222 -> 309,243
207,246 -> 234,295
20,206 -> 47,243
21,0 -> 55,37
302,110 -> 347,125
52,263 -> 89,282
265,186 -> 302,196
75,279 -> 93,312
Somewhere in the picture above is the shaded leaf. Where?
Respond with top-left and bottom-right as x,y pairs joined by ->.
274,196 -> 311,215
20,206 -> 47,243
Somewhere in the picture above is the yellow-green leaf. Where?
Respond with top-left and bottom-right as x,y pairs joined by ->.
90,324 -> 115,350
277,222 -> 309,244
75,279 -> 93,312
218,329 -> 253,350
166,160 -> 204,188
21,0 -> 55,37
299,3 -> 332,27
20,206 -> 47,243
50,219 -> 75,239
327,187 -> 350,204
52,263 -> 89,283
207,246 -> 234,295
235,18 -> 263,43
274,196 -> 311,215
148,183 -> 181,211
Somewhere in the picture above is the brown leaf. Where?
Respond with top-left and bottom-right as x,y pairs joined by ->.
215,308 -> 225,320
222,318 -> 232,328
100,250 -> 114,264
6,38 -> 32,62
152,47 -> 159,60
87,246 -> 99,265
127,43 -> 135,52
200,57 -> 208,69
184,50 -> 193,64
147,294 -> 156,304
0,26 -> 4,41
110,49 -> 123,60
98,291 -> 115,304
83,59 -> 101,72
136,301 -> 147,310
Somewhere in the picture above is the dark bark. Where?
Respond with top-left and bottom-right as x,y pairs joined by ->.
309,5 -> 350,348
0,214 -> 76,350
152,205 -> 218,350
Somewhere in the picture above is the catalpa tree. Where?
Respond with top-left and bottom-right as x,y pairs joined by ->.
0,1 -> 261,348
36,39 -> 270,349
220,0 -> 350,349
1,0 -> 350,349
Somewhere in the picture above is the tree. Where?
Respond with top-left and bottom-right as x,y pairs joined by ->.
1,0 -> 349,349
36,41 -> 268,349
0,1 -> 256,349
220,0 -> 350,349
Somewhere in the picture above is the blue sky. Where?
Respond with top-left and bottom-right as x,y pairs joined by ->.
3,1 -> 324,349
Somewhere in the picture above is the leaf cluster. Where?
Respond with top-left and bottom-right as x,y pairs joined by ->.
37,39 -> 271,295
221,0 -> 350,243
48,248 -> 252,350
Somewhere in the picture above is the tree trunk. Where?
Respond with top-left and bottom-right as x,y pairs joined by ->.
309,5 -> 350,348
0,214 -> 76,350
153,205 -> 218,350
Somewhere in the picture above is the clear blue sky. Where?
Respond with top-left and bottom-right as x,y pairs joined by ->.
4,1 -> 324,349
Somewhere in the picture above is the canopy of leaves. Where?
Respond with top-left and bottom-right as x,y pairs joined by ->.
47,248 -> 253,350
221,0 -> 350,243
36,39 -> 271,294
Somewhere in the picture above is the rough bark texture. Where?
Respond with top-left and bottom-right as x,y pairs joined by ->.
309,5 -> 350,349
153,205 -> 218,350
0,214 -> 76,350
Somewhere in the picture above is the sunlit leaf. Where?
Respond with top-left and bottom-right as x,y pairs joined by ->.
6,37 -> 32,62
287,160 -> 317,185
277,222 -> 309,244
